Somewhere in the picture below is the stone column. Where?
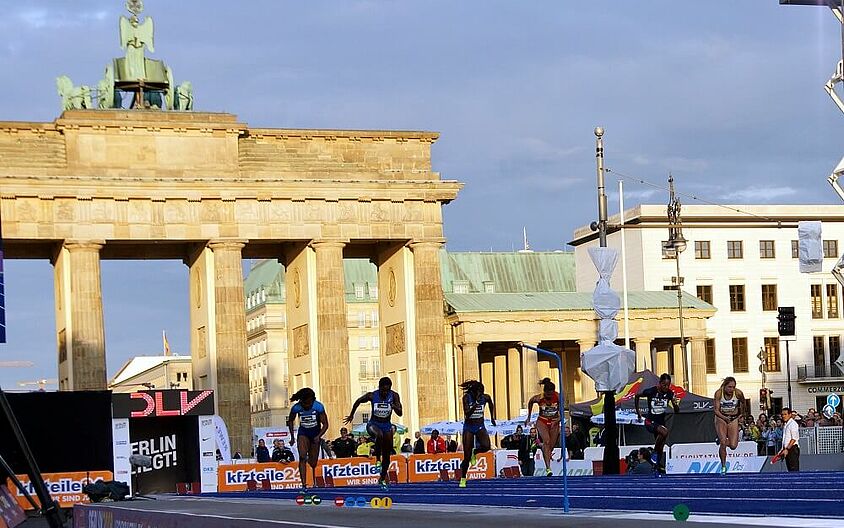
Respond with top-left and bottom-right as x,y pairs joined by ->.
521,343 -> 539,406
493,353 -> 508,420
577,340 -> 597,401
672,344 -> 686,388
461,342 -> 481,383
507,346 -> 523,417
312,241 -> 352,437
481,360 -> 495,404
56,241 -> 107,390
690,338 -> 708,396
655,349 -> 669,375
633,338 -> 652,372
410,241 -> 448,426
208,240 -> 251,455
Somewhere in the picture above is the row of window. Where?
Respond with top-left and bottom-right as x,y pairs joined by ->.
689,240 -> 839,260
705,335 -> 842,375
347,311 -> 380,328
359,358 -> 381,380
696,283 -> 842,317
353,283 -> 378,300
246,289 -> 268,309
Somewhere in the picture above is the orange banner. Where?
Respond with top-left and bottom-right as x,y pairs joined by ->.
315,456 -> 406,487
6,471 -> 113,510
218,456 -> 408,491
406,452 -> 494,482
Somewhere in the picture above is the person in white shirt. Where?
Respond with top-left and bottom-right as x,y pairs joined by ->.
776,408 -> 800,472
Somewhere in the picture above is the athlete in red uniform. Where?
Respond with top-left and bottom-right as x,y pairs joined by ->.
525,378 -> 561,476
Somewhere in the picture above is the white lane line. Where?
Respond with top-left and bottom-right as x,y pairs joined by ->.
599,512 -> 844,528
87,505 -> 357,528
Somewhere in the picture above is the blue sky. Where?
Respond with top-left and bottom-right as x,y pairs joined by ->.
0,1 -> 842,388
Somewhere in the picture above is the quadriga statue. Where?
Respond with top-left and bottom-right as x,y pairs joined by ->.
56,76 -> 92,110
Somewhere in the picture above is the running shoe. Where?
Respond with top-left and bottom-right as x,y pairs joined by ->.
378,478 -> 389,491
374,461 -> 382,471
720,464 -> 727,476
458,478 -> 467,488
545,468 -> 553,477
469,449 -> 477,466
650,452 -> 660,466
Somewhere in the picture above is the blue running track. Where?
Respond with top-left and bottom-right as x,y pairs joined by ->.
209,471 -> 844,518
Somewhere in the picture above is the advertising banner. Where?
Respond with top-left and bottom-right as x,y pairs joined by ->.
669,441 -> 757,460
112,390 -> 214,419
0,484 -> 26,528
406,452 -> 494,482
494,450 -> 520,476
198,416 -> 218,493
7,471 -> 113,510
533,449 -> 594,476
666,456 -> 766,474
130,415 -> 199,494
217,462 -> 301,491
218,456 -> 407,491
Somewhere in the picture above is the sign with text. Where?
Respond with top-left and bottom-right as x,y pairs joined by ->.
6,471 -> 113,510
669,441 -> 756,460
218,456 -> 407,491
406,452 -> 494,482
130,415 -> 199,494
666,456 -> 766,474
112,390 -> 214,419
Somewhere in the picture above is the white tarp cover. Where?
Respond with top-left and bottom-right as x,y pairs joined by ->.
582,247 -> 636,393
798,221 -> 822,273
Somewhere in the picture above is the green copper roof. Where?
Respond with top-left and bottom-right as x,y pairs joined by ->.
440,251 -> 575,293
244,258 -> 378,307
444,291 -> 714,313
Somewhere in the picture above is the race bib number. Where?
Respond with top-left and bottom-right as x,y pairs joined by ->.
373,402 -> 391,418
300,414 -> 318,428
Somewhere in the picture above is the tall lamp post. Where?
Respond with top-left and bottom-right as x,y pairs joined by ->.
662,174 -> 689,391
593,127 -> 620,474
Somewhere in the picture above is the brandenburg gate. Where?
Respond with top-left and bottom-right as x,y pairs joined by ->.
0,109 -> 461,451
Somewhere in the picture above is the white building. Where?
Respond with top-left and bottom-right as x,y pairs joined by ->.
571,204 -> 844,416
110,355 -> 193,393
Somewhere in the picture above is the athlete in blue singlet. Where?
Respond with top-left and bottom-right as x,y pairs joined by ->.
287,387 -> 328,490
458,380 -> 496,488
635,373 -> 679,473
345,377 -> 403,490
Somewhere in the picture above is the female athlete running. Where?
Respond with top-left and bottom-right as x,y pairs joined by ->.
713,376 -> 745,475
458,380 -> 496,488
525,378 -> 561,476
286,387 -> 328,490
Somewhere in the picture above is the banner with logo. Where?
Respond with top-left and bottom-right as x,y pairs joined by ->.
316,456 -> 405,486
218,456 -> 407,491
669,441 -> 756,460
6,471 -> 113,510
533,450 -> 595,476
666,456 -> 766,474
218,462 -> 302,491
494,450 -> 520,476
406,452 -> 494,482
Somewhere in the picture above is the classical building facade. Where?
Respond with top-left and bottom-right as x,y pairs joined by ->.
571,204 -> 844,415
0,109 -> 460,450
244,258 -> 381,429
244,250 -> 715,431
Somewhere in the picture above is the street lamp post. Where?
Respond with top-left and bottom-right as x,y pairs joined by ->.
593,127 -> 620,475
663,174 -> 689,391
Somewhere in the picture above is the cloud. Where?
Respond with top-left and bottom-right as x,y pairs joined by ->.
511,137 -> 583,161
16,8 -> 109,29
720,186 -> 798,202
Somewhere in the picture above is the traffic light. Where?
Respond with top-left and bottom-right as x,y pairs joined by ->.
777,307 -> 796,336
759,388 -> 771,410
757,348 -> 766,373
